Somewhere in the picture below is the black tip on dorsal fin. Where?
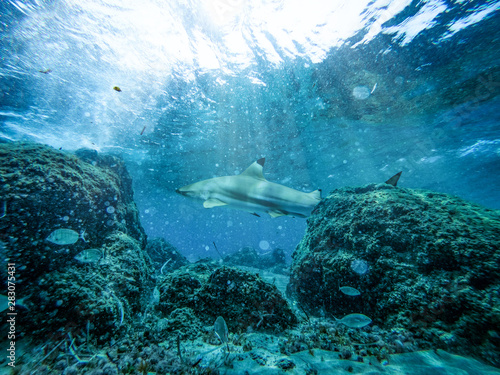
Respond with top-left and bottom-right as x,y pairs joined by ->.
257,158 -> 265,167
385,171 -> 402,187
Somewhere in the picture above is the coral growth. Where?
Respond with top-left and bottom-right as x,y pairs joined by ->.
289,183 -> 500,365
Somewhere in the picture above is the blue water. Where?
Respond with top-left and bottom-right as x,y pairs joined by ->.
0,0 -> 499,264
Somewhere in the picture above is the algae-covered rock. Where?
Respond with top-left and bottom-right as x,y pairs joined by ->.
145,237 -> 189,273
0,142 -> 154,340
157,264 -> 298,336
24,231 -> 153,341
0,142 -> 147,287
289,183 -> 500,366
224,246 -> 261,268
224,246 -> 288,275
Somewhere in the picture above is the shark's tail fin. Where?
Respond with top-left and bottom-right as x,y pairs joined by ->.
309,189 -> 322,200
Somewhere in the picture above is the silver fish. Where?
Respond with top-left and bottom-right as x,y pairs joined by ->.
74,249 -> 102,263
46,229 -> 86,245
335,313 -> 372,328
340,286 -> 361,296
214,316 -> 229,345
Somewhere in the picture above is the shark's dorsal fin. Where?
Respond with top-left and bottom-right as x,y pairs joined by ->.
385,171 -> 402,187
240,158 -> 266,180
203,198 -> 228,208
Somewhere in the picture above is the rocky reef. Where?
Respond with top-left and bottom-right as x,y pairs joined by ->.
3,142 -> 499,374
145,237 -> 189,273
0,142 -> 155,344
223,246 -> 288,275
0,142 -> 301,374
289,183 -> 500,366
156,263 -> 297,337
0,143 -> 147,285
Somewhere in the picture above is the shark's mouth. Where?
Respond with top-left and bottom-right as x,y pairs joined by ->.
175,188 -> 187,196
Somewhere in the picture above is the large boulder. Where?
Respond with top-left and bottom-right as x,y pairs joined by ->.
224,246 -> 288,274
224,246 -> 260,268
289,183 -> 500,366
26,232 -> 154,341
157,264 -> 298,337
0,142 -> 154,340
145,237 -> 189,273
0,142 -> 147,286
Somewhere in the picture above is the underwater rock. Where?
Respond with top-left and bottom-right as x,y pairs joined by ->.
0,142 -> 147,287
145,237 -> 189,273
289,183 -> 500,366
0,142 -> 154,340
157,264 -> 297,336
224,246 -> 288,274
160,307 -> 203,339
23,227 -> 154,341
224,246 -> 260,268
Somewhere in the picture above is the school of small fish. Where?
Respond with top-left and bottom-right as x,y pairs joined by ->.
336,262 -> 373,328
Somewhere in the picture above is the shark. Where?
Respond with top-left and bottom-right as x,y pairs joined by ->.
176,158 -> 321,218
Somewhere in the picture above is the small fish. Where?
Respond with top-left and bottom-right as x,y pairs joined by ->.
335,313 -> 372,328
140,126 -> 146,135
39,68 -> 52,74
0,294 -> 9,312
0,201 -> 6,218
214,316 -> 229,345
0,294 -> 28,312
340,286 -> 361,296
152,287 -> 160,304
370,82 -> 377,94
113,86 -> 122,92
46,229 -> 87,245
74,248 -> 102,263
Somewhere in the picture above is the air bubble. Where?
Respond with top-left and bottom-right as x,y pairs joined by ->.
352,86 -> 370,100
351,259 -> 369,275
259,240 -> 270,250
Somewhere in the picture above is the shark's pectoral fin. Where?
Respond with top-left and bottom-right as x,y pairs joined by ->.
203,198 -> 228,208
268,210 -> 287,218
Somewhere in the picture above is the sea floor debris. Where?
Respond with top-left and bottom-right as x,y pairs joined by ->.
4,318 -> 500,375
